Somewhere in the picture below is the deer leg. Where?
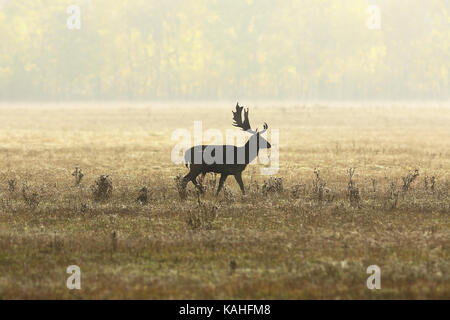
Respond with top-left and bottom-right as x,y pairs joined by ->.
234,172 -> 245,195
216,174 -> 228,196
182,164 -> 200,189
182,172 -> 192,189
191,171 -> 204,194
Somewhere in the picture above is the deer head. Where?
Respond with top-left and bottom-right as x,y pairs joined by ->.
232,102 -> 271,149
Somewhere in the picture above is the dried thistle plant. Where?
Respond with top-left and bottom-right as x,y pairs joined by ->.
196,174 -> 207,194
312,168 -> 327,201
72,167 -> 84,186
402,169 -> 419,192
92,175 -> 113,201
8,179 -> 16,193
22,183 -> 40,209
291,183 -> 306,199
262,177 -> 283,196
388,181 -> 399,209
186,195 -> 218,230
223,186 -> 235,203
136,186 -> 149,204
174,174 -> 187,200
430,176 -> 436,193
347,168 -> 360,206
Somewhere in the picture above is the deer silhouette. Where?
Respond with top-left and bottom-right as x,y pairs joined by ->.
182,103 -> 271,195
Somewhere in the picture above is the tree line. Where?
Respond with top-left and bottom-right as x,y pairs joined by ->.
0,0 -> 448,101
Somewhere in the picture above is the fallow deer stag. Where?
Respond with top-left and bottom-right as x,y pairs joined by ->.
183,103 -> 271,195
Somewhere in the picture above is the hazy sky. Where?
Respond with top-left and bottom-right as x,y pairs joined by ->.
0,0 -> 448,101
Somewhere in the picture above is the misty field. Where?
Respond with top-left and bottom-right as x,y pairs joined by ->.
0,102 -> 448,299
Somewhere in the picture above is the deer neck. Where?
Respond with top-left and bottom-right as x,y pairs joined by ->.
242,136 -> 260,164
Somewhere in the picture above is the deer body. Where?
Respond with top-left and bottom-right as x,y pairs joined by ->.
182,103 -> 270,195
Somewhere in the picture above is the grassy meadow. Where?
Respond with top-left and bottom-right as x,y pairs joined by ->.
0,102 -> 449,299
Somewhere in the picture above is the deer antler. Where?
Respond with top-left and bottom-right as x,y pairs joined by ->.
232,102 -> 255,133
259,122 -> 268,134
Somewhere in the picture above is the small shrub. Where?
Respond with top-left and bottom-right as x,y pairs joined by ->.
402,169 -> 419,192
186,196 -> 218,230
291,183 -> 306,199
174,174 -> 187,200
323,186 -> 334,202
430,176 -> 436,193
92,175 -> 113,201
388,182 -> 399,209
262,177 -> 283,196
72,167 -> 84,186
347,168 -> 360,207
80,202 -> 89,214
22,183 -> 40,209
223,186 -> 235,203
312,168 -> 331,202
196,174 -> 207,194
424,175 -> 436,194
246,179 -> 260,195
136,186 -> 149,204
8,179 -> 16,193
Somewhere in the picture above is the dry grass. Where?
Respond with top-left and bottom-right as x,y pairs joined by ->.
0,102 -> 449,299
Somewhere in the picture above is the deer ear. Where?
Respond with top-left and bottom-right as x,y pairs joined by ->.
236,102 -> 239,108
